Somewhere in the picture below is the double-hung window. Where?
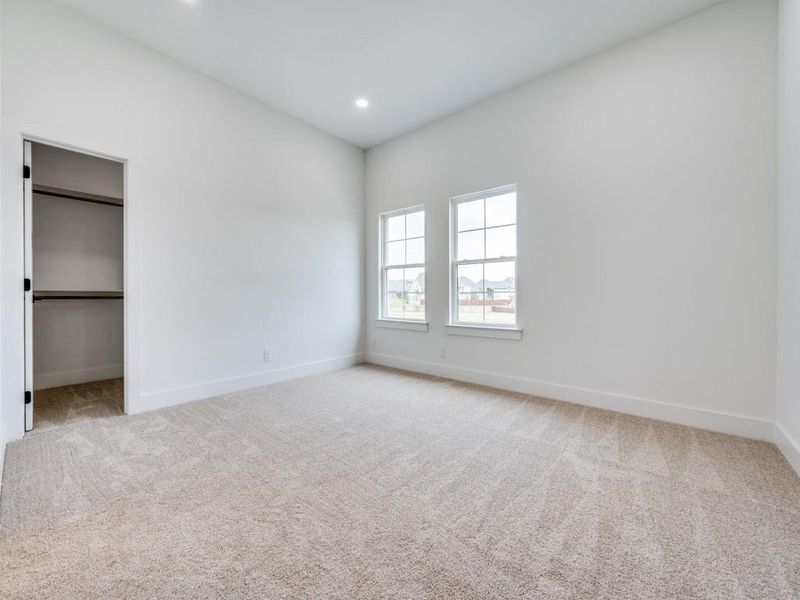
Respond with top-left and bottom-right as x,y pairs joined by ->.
451,185 -> 517,327
380,207 -> 426,321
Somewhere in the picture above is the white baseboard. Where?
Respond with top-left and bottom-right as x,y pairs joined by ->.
132,353 -> 365,415
366,352 -> 774,442
775,423 -> 800,477
34,364 -> 124,390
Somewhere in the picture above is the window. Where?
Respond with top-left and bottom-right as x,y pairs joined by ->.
451,185 -> 517,327
380,207 -> 425,321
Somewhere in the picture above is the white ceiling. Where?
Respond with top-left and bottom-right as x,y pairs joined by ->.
52,0 -> 723,148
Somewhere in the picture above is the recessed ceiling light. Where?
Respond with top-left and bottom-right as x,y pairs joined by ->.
355,98 -> 370,109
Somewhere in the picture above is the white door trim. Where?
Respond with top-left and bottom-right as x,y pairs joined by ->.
23,141 -> 33,431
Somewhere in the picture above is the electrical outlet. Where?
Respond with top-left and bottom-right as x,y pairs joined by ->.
439,346 -> 446,359
263,350 -> 271,363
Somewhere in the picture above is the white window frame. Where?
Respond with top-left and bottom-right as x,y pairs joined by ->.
449,184 -> 520,336
378,205 -> 428,327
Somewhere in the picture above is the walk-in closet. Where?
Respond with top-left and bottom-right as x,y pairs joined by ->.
24,142 -> 125,432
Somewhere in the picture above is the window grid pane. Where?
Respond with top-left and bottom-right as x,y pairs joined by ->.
386,215 -> 405,241
458,292 -> 486,323
406,211 -> 424,238
457,230 -> 484,261
385,291 -> 404,319
386,240 -> 405,266
457,263 -> 483,293
457,198 -> 484,232
485,225 -> 516,259
406,237 -> 425,264
404,292 -> 425,320
485,192 -> 516,227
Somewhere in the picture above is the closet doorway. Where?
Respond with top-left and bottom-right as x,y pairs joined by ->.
23,140 -> 125,432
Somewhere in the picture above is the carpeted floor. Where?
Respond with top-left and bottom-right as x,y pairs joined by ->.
1,365 -> 799,599
32,378 -> 124,432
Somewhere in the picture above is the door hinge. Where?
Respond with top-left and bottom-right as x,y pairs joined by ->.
23,165 -> 31,179
24,278 -> 32,292
25,391 -> 32,405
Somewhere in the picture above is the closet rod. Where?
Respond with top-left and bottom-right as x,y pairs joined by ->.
33,291 -> 124,303
33,184 -> 123,208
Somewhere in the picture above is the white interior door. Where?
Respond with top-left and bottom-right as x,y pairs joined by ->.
24,140 -> 34,432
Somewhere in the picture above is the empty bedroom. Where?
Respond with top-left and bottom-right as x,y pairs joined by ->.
1,0 -> 799,598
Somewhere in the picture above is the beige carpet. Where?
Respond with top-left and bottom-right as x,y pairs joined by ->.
32,378 -> 124,432
1,365 -> 799,599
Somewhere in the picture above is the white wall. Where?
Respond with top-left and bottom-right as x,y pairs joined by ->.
366,0 -> 778,440
33,194 -> 123,291
32,144 -> 124,292
2,0 -> 365,440
33,298 -> 123,389
777,0 -> 800,472
32,144 -> 124,390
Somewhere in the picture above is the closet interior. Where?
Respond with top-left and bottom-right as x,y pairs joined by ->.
28,142 -> 124,431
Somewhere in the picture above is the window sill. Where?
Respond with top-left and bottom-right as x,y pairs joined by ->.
445,324 -> 523,340
376,319 -> 429,332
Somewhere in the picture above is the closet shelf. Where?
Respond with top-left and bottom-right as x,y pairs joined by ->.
33,184 -> 123,208
33,290 -> 124,302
